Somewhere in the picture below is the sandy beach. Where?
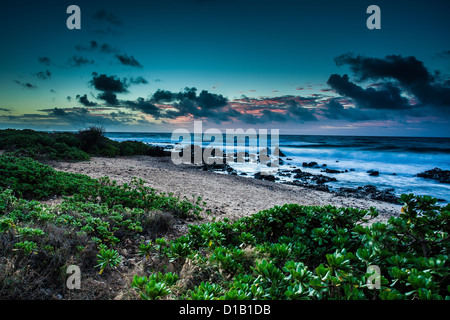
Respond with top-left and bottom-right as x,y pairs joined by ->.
48,155 -> 402,223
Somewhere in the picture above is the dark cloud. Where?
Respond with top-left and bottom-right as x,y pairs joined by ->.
0,108 -> 11,112
334,53 -> 450,109
97,91 -> 119,105
116,54 -> 143,68
76,94 -> 99,107
320,99 -> 376,121
327,74 -> 412,110
92,10 -> 123,26
14,80 -> 37,89
68,55 -> 95,67
148,87 -> 238,122
35,70 -> 51,80
152,89 -> 177,102
128,76 -> 148,85
66,96 -> 72,102
38,57 -> 51,66
37,107 -> 129,126
122,97 -> 161,118
286,100 -> 318,122
90,73 -> 129,93
75,40 -> 118,54
436,50 -> 450,59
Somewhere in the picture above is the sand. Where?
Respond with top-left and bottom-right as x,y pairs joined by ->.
47,155 -> 403,224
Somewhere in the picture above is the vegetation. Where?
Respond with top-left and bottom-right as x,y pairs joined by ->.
134,195 -> 449,300
0,133 -> 448,300
0,155 -> 206,299
0,127 -> 158,161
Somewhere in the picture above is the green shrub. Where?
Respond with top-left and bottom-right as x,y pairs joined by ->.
0,128 -> 155,161
140,195 -> 449,300
0,155 -> 94,199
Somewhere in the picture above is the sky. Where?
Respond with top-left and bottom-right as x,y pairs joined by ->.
0,0 -> 449,136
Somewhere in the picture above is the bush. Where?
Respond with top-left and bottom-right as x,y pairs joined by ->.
139,196 -> 449,300
0,155 -> 94,200
0,128 -> 156,161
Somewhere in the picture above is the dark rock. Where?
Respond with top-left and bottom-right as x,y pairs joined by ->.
302,161 -> 319,168
283,180 -> 330,192
368,170 -> 380,176
273,147 -> 286,157
321,168 -> 343,174
254,172 -> 276,181
335,185 -> 399,204
417,167 -> 450,184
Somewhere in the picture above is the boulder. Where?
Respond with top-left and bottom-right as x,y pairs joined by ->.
417,167 -> 450,184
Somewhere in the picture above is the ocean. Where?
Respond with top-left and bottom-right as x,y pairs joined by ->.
105,132 -> 450,203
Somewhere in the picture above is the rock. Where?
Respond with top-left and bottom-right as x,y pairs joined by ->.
335,185 -> 399,204
417,167 -> 450,184
368,170 -> 380,176
273,147 -> 286,157
312,175 -> 337,184
283,180 -> 330,192
321,168 -> 343,174
302,161 -> 319,168
254,172 -> 276,181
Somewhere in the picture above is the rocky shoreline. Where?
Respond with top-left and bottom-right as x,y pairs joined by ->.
150,144 -> 449,205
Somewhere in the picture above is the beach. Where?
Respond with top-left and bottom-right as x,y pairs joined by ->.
48,155 -> 402,223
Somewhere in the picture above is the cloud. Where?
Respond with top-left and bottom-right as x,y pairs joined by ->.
115,54 -> 143,68
92,10 -> 123,26
334,53 -> 450,109
97,91 -> 119,105
37,107 -> 132,126
327,74 -> 412,110
76,94 -> 99,107
14,80 -> 37,89
435,50 -> 450,59
0,108 -> 11,113
35,70 -> 51,80
122,97 -> 161,118
75,40 -> 118,54
128,76 -> 148,85
38,57 -> 52,66
320,98 -> 376,121
149,87 -> 238,122
90,72 -> 129,93
68,55 -> 95,67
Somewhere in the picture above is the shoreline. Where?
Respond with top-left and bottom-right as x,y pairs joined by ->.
48,155 -> 403,223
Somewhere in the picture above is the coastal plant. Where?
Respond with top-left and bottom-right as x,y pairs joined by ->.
134,197 -> 449,300
0,128 -> 156,160
95,244 -> 122,275
131,272 -> 177,300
